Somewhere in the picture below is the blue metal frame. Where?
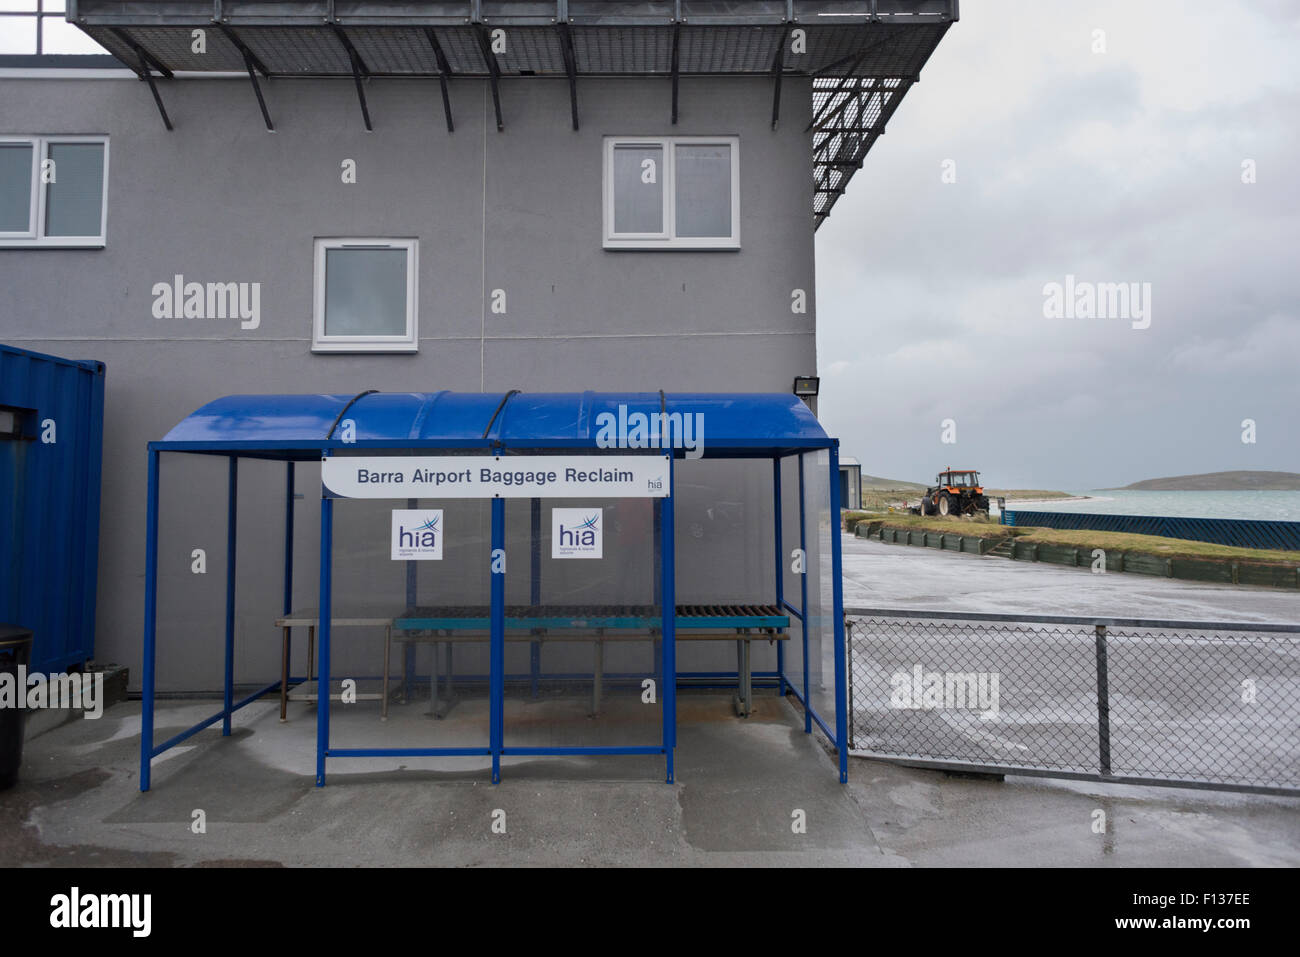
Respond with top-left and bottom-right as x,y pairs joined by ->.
797,454 -> 811,734
140,448 -> 159,792
283,462 -> 295,671
138,393 -> 850,791
316,478 -> 332,786
529,498 -> 541,698
223,457 -> 237,736
773,457 -> 785,698
662,453 -> 677,782
490,496 -> 505,783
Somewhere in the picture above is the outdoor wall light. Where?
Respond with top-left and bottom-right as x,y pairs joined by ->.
792,376 -> 820,397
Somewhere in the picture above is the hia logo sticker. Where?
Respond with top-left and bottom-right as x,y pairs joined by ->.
391,510 -> 443,560
552,508 -> 602,559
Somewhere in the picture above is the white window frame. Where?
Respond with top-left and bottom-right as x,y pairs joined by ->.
603,135 -> 740,250
312,238 -> 419,354
0,134 -> 108,248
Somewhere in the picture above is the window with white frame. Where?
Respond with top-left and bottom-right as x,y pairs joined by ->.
603,136 -> 739,249
0,136 -> 108,247
312,239 -> 419,353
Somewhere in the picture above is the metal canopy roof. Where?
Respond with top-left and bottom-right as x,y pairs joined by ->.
68,0 -> 955,227
157,390 -> 833,458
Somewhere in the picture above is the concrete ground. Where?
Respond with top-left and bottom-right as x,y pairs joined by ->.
3,535 -> 1296,867
4,687 -> 1298,866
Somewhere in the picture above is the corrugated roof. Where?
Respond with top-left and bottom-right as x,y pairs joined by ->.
158,390 -> 833,457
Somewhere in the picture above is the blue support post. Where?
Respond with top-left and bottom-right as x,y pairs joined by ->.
652,497 -> 662,679
140,447 -> 160,792
661,455 -> 676,783
828,443 -> 848,783
798,454 -> 810,734
773,457 -> 785,697
530,497 -> 541,698
283,463 -> 294,614
316,482 -> 333,787
406,497 -> 418,696
280,462 -> 295,723
223,456 -> 238,736
490,496 -> 506,783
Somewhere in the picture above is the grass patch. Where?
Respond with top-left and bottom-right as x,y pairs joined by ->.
851,513 -> 1006,536
844,512 -> 1300,566
1012,527 -> 1300,566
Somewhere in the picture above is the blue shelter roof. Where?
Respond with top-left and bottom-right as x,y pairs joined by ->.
157,391 -> 833,459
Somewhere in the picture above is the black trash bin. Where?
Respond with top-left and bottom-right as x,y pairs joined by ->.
0,625 -> 33,790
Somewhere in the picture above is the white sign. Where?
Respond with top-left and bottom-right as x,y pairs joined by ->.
391,509 -> 443,560
552,508 -> 603,559
323,455 -> 670,499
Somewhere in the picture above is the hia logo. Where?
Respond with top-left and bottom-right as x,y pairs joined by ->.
552,508 -> 602,559
391,510 -> 443,560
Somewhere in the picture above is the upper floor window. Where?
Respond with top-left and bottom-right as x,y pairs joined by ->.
603,136 -> 739,250
0,136 -> 108,248
312,238 -> 419,353
0,1 -> 109,55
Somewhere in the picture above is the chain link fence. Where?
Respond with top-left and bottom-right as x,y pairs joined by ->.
845,608 -> 1300,795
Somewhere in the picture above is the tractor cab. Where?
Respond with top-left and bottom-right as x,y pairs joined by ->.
938,469 -> 981,490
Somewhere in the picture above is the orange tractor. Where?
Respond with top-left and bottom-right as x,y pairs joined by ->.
913,468 -> 990,517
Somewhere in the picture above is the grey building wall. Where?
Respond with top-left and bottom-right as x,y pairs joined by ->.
0,72 -> 820,690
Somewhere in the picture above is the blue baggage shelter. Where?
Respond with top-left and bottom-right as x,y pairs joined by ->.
140,391 -> 848,789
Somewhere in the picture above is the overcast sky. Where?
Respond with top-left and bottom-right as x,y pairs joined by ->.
814,0 -> 1299,490
6,3 -> 1295,490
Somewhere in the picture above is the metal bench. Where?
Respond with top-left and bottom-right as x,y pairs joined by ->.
388,604 -> 789,719
273,612 -> 392,722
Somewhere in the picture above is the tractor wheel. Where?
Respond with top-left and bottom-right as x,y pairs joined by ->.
938,495 -> 952,517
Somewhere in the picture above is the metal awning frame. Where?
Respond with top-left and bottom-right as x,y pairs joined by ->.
67,0 -> 955,227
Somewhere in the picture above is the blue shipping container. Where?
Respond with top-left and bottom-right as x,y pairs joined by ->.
0,345 -> 105,675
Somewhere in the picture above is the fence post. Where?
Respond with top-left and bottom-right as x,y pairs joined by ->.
845,616 -> 854,750
1094,624 -> 1112,777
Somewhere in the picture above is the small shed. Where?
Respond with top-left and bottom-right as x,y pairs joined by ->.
839,456 -> 863,511
140,391 -> 848,789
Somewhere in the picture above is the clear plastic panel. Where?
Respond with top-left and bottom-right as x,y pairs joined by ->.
154,453 -> 228,695
502,496 -> 663,753
325,489 -> 492,768
672,458 -> 778,686
804,450 -> 837,738
778,454 -> 806,709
